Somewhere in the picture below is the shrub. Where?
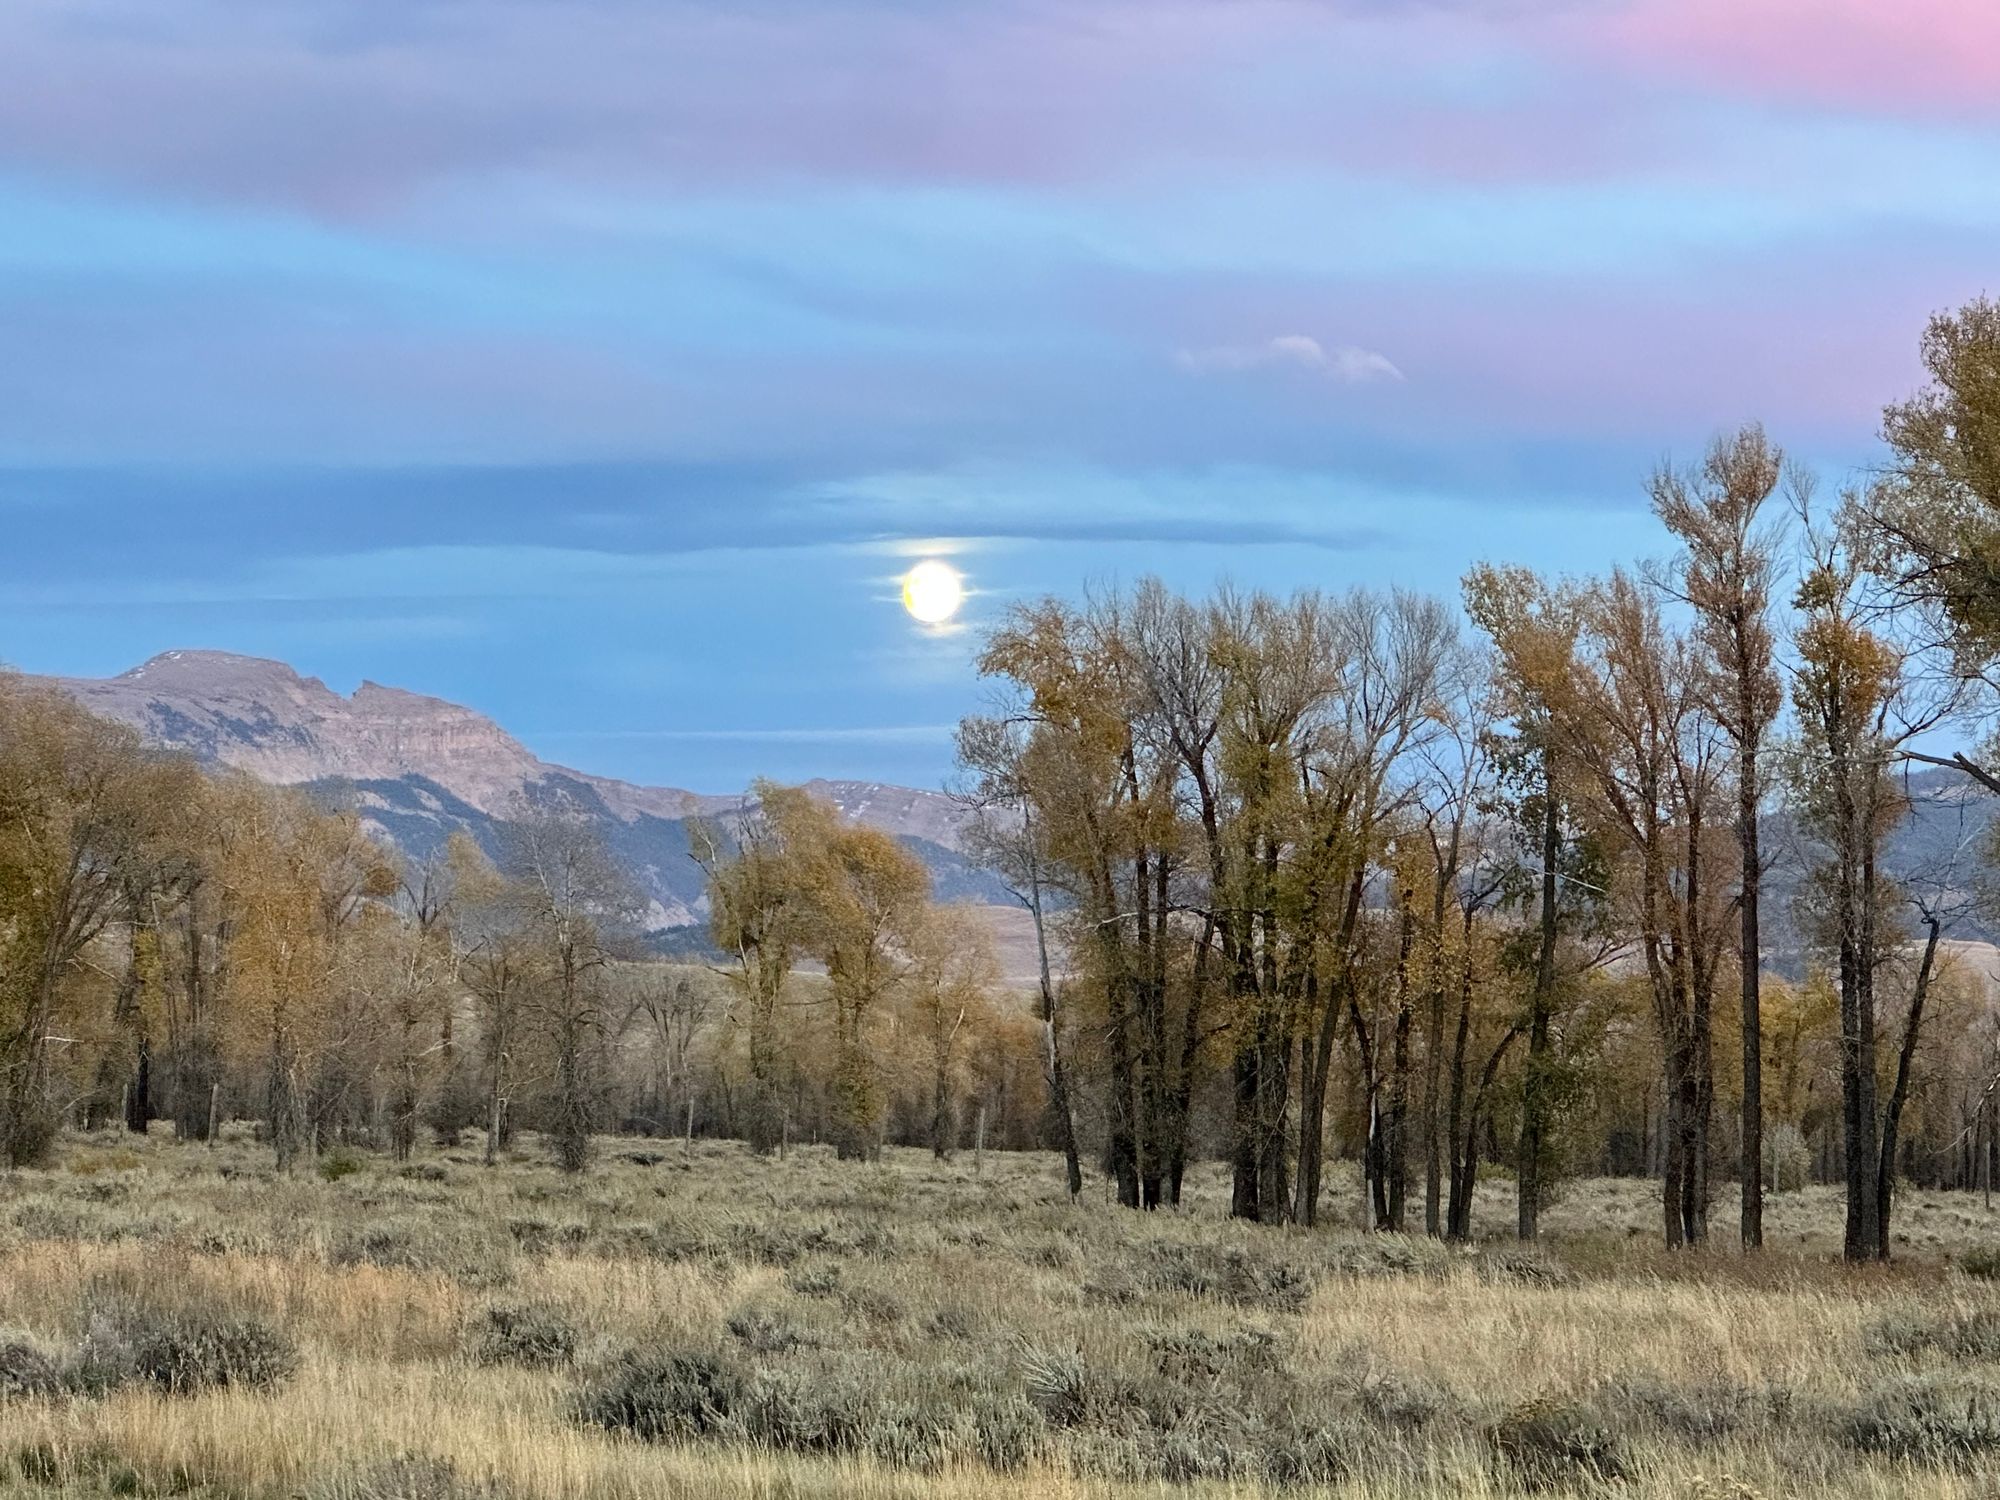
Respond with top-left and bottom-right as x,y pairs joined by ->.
332,1454 -> 508,1500
785,1262 -> 842,1298
1844,1371 -> 2000,1466
838,1283 -> 908,1326
1261,1413 -> 1365,1487
1488,1397 -> 1626,1489
1962,1247 -> 2000,1281
574,1349 -> 739,1441
969,1394 -> 1046,1471
1021,1347 -> 1090,1428
860,1399 -> 955,1472
1145,1324 -> 1283,1381
1597,1373 -> 1771,1443
1139,1243 -> 1316,1312
1336,1365 -> 1466,1432
1478,1245 -> 1577,1289
925,1300 -> 984,1341
0,1335 -> 60,1400
74,1300 -> 297,1395
333,1224 -> 511,1288
319,1146 -> 366,1182
471,1304 -> 577,1368
1868,1307 -> 2000,1362
733,1362 -> 870,1453
725,1301 -> 820,1355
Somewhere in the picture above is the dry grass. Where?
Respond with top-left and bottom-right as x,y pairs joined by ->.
0,1129 -> 1997,1499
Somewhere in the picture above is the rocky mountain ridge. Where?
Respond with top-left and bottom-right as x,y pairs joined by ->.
44,650 -> 1006,935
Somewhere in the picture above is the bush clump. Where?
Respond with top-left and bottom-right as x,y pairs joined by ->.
574,1349 -> 739,1441
1962,1247 -> 2000,1281
1488,1396 -> 1626,1489
1868,1307 -> 2000,1362
1021,1346 -> 1091,1428
0,1335 -> 61,1400
330,1453 -> 509,1500
471,1304 -> 577,1368
333,1224 -> 511,1288
725,1300 -> 822,1354
1596,1373 -> 1776,1443
1844,1371 -> 2000,1466
1138,1242 -> 1316,1312
318,1146 -> 366,1182
74,1300 -> 298,1395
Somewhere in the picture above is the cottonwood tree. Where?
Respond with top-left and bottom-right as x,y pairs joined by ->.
215,787 -> 394,1169
1857,296 -> 2000,776
1786,508 -> 1957,1259
0,679 -> 171,1162
499,799 -> 636,1173
906,906 -> 998,1159
1406,675 -> 1505,1234
703,783 -> 936,1162
1651,425 -> 1787,1249
1470,565 -> 1734,1247
974,592 -> 1189,1208
957,714 -> 1085,1197
1288,591 -> 1458,1228
624,966 -> 714,1145
700,787 -> 803,1154
455,852 -> 542,1165
970,580 -> 1454,1223
783,792 -> 931,1161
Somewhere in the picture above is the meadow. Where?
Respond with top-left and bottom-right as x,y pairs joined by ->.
1,1130 -> 1999,1500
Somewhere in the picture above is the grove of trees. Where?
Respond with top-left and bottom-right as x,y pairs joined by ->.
6,298 -> 2000,1263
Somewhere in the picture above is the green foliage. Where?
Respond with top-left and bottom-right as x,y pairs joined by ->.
318,1145 -> 366,1182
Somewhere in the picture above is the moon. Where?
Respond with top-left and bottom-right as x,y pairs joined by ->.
901,559 -> 965,624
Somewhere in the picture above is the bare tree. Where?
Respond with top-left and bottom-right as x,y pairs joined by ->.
1653,424 -> 1787,1249
499,796 -> 636,1173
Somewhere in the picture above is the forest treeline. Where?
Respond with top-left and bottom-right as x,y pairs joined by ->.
0,695 -> 1043,1179
7,299 -> 2000,1263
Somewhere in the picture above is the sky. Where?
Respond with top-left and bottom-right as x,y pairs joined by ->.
3,0 -> 1996,793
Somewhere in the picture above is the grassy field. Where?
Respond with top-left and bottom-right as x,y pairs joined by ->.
1,1131 -> 1998,1499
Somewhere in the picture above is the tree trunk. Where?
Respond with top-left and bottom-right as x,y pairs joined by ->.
1386,888 -> 1415,1231
1294,867 -> 1367,1226
1518,780 -> 1560,1239
1739,731 -> 1764,1249
1877,914 -> 1940,1260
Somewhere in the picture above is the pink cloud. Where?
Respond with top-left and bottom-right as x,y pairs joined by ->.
1577,0 -> 2000,120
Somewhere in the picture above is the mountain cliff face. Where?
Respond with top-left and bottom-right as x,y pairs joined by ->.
62,651 -> 566,812
47,651 -> 1008,935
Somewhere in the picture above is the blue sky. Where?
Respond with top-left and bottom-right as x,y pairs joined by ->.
3,0 -> 1996,791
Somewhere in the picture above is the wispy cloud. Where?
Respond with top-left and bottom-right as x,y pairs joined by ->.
1174,335 -> 1404,384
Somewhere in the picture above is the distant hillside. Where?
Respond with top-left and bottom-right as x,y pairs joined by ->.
1761,764 -> 2000,975
46,651 -> 1013,939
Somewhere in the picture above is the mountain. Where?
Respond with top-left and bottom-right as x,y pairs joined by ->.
47,650 -> 1011,936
